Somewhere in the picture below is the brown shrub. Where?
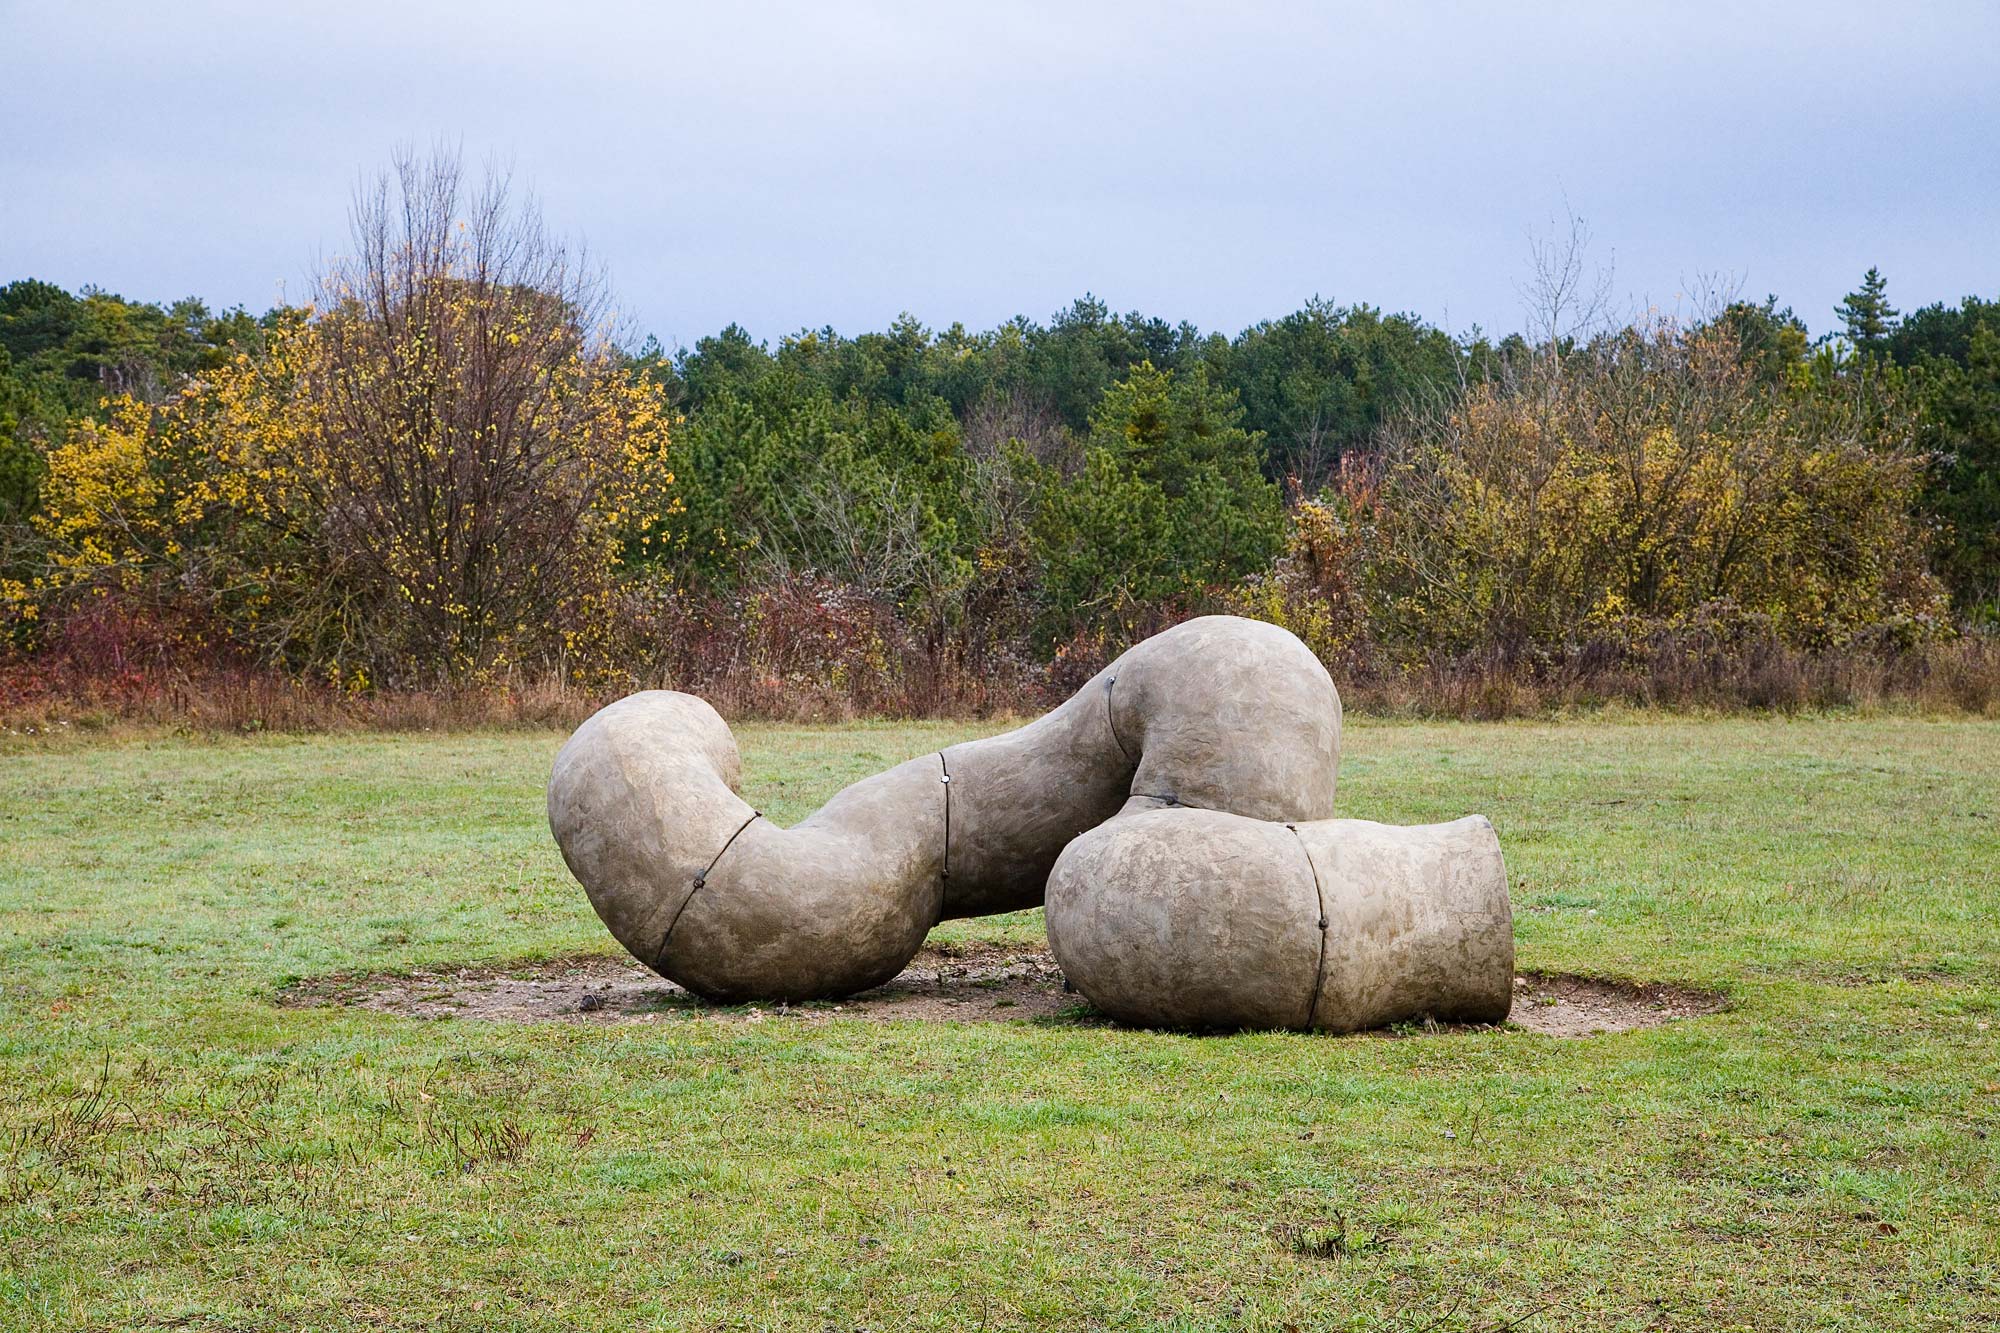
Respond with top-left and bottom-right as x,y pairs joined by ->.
8,578 -> 1994,737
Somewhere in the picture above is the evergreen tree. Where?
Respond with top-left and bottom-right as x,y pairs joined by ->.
1837,267 -> 1899,350
1025,361 -> 1281,641
1914,323 -> 2000,619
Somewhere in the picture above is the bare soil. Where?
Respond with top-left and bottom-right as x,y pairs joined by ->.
1502,969 -> 1727,1036
280,941 -> 1724,1036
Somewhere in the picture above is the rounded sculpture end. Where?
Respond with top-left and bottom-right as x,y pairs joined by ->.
547,691 -> 753,971
1302,814 -> 1514,1032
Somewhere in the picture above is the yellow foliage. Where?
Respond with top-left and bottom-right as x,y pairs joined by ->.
17,297 -> 683,686
34,396 -> 166,587
1362,324 -> 1948,657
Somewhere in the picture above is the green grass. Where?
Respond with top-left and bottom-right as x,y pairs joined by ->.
1,716 -> 1996,1331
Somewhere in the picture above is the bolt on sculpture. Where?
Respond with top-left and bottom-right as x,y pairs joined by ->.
547,615 -> 1512,1032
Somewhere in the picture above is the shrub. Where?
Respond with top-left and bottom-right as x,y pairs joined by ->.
12,153 -> 680,689
1356,321 -> 1948,664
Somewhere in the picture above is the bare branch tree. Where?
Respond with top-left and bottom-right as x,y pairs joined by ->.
1678,268 -> 1746,327
962,386 -> 1077,474
1518,206 -> 1615,368
299,144 -> 639,684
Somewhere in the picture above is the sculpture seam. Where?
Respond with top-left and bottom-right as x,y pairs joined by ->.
1102,675 -> 1131,763
934,752 -> 952,926
654,809 -> 762,977
1288,823 -> 1333,1030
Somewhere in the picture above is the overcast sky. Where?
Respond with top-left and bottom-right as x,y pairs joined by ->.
3,1 -> 1995,349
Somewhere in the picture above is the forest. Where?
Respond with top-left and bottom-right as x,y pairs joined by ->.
3,157 -> 1996,724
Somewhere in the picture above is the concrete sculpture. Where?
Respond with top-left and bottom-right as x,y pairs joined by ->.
1044,810 -> 1511,1032
547,614 -> 1512,1031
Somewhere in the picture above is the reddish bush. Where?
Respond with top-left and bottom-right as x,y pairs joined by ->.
4,575 -> 1994,734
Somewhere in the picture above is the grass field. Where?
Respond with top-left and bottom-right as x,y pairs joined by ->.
1,716 -> 1996,1331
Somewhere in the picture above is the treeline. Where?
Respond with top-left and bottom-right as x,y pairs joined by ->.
2,157 -> 1995,723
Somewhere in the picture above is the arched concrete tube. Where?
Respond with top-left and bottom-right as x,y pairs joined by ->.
548,616 -> 1341,1002
937,615 -> 1342,918
1044,809 -> 1513,1032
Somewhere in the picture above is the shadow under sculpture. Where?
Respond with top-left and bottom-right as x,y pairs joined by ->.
547,615 -> 1512,1032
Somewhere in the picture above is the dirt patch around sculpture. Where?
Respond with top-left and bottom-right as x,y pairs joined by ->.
280,941 -> 1080,1026
1500,970 -> 1727,1036
280,941 -> 1724,1035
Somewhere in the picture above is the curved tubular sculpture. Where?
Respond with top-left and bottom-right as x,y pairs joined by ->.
1043,810 -> 1512,1033
548,617 -> 1342,1003
548,614 -> 1513,1029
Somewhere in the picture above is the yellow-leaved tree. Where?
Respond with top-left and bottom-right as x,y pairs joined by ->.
19,149 -> 680,687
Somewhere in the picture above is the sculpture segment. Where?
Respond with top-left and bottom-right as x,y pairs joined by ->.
1043,811 -> 1512,1032
548,614 -> 1511,1030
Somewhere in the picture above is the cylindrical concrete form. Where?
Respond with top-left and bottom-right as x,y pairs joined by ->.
548,616 -> 1342,1002
1044,810 -> 1513,1032
548,613 -> 1514,1027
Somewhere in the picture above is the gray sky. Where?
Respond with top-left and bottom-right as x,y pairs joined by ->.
3,1 -> 1995,348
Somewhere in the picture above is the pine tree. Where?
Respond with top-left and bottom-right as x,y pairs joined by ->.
1837,267 -> 1900,349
